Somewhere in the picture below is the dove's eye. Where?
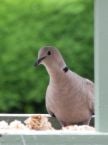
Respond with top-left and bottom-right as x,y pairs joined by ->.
47,51 -> 51,55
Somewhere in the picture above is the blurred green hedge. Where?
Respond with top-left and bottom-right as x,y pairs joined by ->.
0,0 -> 93,113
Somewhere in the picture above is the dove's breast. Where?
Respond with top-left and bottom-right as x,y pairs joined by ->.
46,71 -> 92,125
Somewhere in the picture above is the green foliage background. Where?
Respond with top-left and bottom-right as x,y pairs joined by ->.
0,0 -> 93,113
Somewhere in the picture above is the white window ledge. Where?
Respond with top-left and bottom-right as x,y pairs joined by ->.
0,114 -> 107,145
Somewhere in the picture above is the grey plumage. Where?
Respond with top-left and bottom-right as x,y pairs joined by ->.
35,46 -> 94,126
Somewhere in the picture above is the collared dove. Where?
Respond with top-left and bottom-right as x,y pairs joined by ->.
35,46 -> 94,126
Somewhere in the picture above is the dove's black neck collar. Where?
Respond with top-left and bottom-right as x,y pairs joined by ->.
63,66 -> 69,73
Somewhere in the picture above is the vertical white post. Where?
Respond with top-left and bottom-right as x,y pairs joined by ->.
95,0 -> 108,132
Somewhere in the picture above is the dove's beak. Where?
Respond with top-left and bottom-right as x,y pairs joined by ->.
34,56 -> 46,66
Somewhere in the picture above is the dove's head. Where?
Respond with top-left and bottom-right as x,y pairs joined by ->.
35,46 -> 66,72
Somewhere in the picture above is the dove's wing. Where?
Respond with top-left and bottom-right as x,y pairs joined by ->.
85,79 -> 94,114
